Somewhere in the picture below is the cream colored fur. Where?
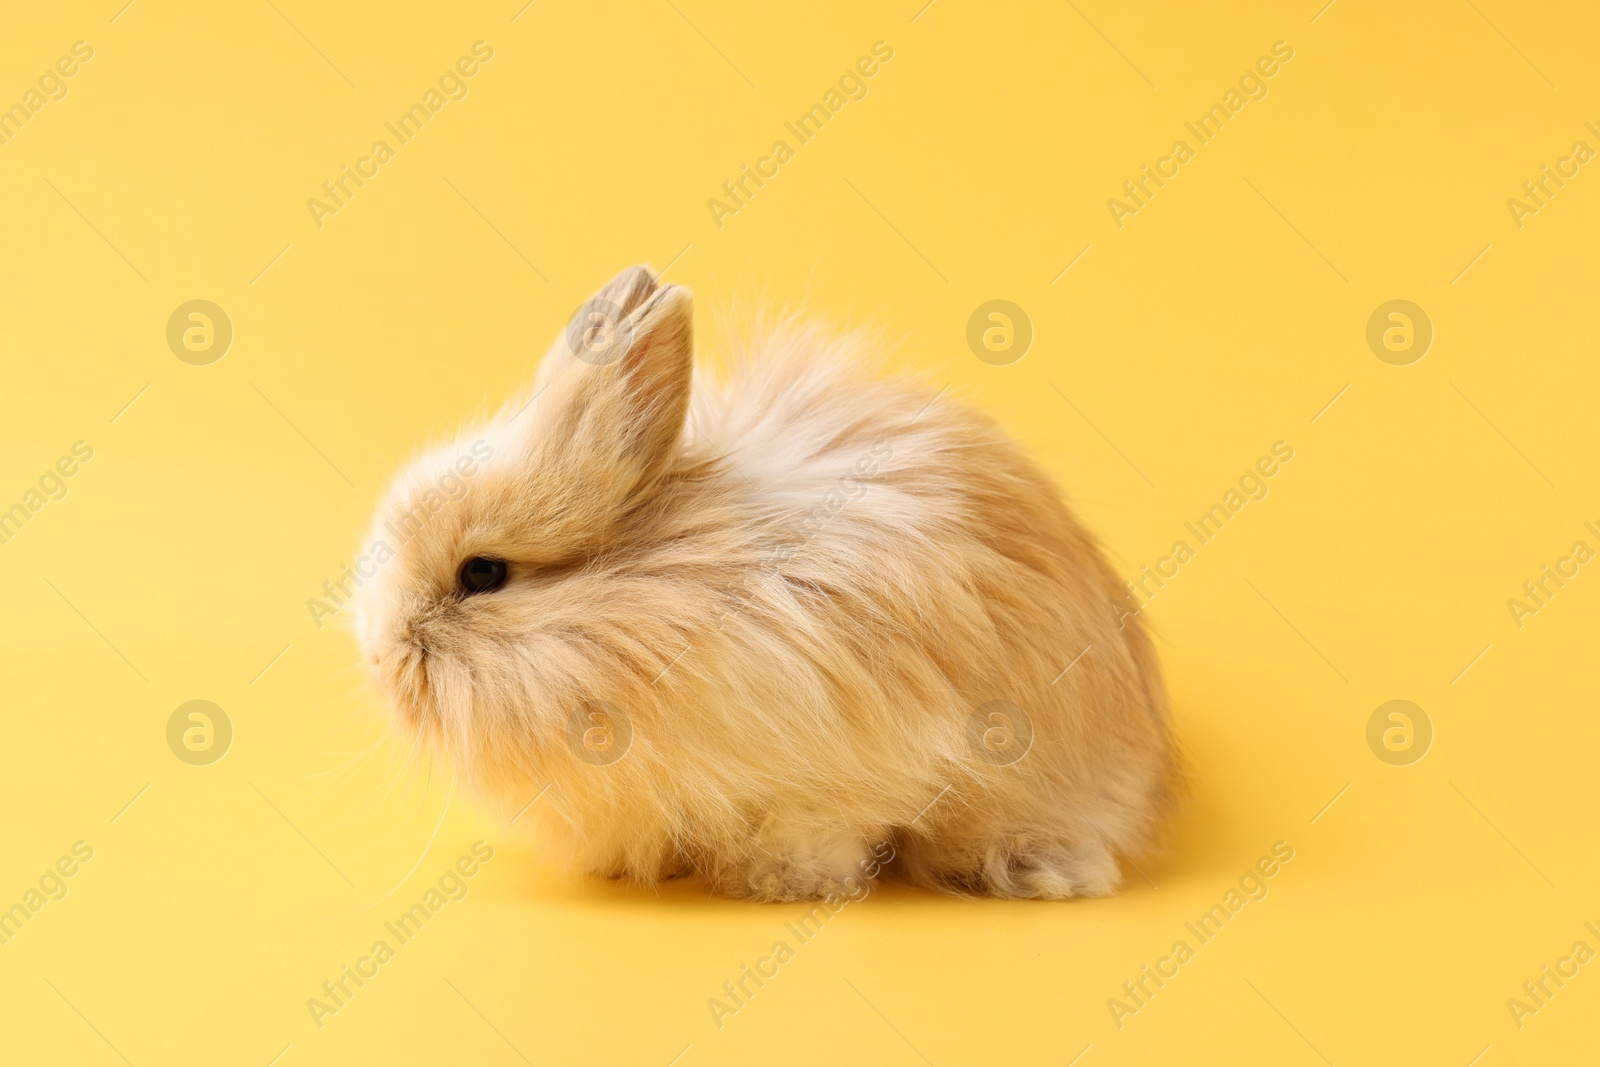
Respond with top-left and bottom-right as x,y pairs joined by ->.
356,266 -> 1178,901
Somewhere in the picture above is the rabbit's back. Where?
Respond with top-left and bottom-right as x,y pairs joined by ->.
659,329 -> 1177,896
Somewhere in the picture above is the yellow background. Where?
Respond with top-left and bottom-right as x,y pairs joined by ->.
2,1 -> 1596,1063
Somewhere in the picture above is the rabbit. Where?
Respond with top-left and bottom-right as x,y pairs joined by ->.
355,265 -> 1179,902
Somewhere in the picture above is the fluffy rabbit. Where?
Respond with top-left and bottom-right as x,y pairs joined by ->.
357,265 -> 1178,901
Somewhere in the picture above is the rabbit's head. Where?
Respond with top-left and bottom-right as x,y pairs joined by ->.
354,265 -> 695,760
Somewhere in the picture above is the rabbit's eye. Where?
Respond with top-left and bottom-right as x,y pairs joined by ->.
458,556 -> 508,595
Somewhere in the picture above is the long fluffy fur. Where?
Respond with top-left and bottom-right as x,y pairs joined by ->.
355,266 -> 1178,901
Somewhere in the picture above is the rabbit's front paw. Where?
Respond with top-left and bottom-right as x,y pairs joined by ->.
720,832 -> 874,902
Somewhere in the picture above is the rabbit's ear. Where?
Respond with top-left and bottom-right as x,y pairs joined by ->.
611,281 -> 694,480
584,264 -> 660,321
536,265 -> 693,496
